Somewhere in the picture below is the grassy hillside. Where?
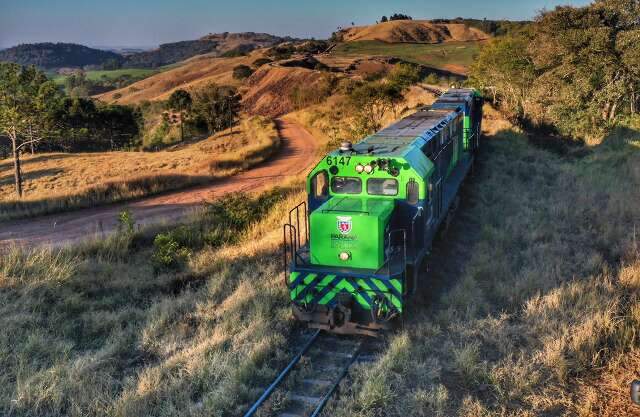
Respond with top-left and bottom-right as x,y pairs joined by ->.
52,68 -> 160,85
2,109 -> 638,416
331,40 -> 482,74
0,116 -> 279,220
95,52 -> 263,104
336,21 -> 489,43
325,109 -> 640,416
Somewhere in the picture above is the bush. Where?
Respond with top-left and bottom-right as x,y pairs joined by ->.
232,65 -> 254,80
388,63 -> 421,90
252,58 -> 272,68
152,233 -> 190,271
423,73 -> 439,85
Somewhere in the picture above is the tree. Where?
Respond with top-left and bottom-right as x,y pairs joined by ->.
381,16 -> 388,23
166,89 -> 192,141
388,63 -> 422,90
348,81 -> 403,134
192,84 -> 242,134
0,63 -> 60,197
389,13 -> 413,21
232,65 -> 254,80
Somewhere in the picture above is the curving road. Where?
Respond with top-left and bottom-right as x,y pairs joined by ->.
0,119 -> 318,248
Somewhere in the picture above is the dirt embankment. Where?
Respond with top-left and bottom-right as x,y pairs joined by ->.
338,20 -> 490,43
241,65 -> 330,117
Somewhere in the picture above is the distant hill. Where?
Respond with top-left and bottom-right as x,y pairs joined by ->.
122,32 -> 292,68
335,20 -> 490,43
0,33 -> 293,71
0,42 -> 122,69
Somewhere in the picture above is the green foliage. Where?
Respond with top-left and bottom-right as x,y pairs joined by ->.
387,63 -> 421,90
232,64 -> 254,80
117,210 -> 135,235
191,83 -> 241,134
470,2 -> 640,138
389,13 -> 412,21
167,89 -> 192,112
347,81 -> 404,135
152,232 -> 191,271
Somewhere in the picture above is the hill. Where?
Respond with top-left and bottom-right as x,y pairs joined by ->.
335,20 -> 490,43
122,32 -> 289,68
95,52 -> 261,104
0,42 -> 122,69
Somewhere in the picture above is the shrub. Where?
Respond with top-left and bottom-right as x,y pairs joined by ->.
152,233 -> 190,271
252,58 -> 272,68
232,65 -> 254,80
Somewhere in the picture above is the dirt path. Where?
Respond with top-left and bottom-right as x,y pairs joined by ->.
0,119 -> 318,249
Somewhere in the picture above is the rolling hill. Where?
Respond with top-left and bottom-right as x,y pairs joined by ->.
336,20 -> 490,43
0,43 -> 122,69
122,32 -> 289,68
0,33 -> 291,70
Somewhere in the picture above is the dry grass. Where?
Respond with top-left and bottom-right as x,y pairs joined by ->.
2,103 -> 639,417
95,50 -> 267,105
323,113 -> 640,416
0,182 -> 308,417
337,21 -> 489,43
0,116 -> 279,220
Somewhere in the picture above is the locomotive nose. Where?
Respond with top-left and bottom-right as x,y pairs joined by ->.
309,197 -> 394,270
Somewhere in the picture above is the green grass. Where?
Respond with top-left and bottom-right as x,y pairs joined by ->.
332,40 -> 482,72
51,68 -> 159,85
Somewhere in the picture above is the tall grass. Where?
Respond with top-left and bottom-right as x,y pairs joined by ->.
0,183 -> 308,417
325,119 -> 640,416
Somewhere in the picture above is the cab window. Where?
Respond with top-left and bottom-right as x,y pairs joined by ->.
311,170 -> 328,199
331,176 -> 362,194
367,178 -> 398,196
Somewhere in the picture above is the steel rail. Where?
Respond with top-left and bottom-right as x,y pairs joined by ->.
242,329 -> 322,417
308,340 -> 364,417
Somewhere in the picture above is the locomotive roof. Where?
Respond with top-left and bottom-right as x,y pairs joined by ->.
330,88 -> 476,159
342,108 -> 458,157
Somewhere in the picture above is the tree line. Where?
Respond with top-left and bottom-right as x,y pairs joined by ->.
469,0 -> 640,138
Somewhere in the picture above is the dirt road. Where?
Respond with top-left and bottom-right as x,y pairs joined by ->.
0,119 -> 318,248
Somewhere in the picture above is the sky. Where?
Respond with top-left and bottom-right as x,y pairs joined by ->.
0,0 -> 592,49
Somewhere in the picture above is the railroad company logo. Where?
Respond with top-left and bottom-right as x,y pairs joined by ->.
337,216 -> 352,235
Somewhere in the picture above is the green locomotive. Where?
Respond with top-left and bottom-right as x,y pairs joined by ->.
283,89 -> 484,336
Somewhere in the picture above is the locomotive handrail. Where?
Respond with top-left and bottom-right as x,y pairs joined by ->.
289,201 -> 309,250
283,224 -> 298,286
410,207 -> 424,251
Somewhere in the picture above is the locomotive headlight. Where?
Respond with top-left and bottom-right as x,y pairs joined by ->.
364,164 -> 374,174
355,164 -> 364,173
338,251 -> 351,261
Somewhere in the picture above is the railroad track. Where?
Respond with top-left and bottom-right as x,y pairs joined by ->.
243,330 -> 383,417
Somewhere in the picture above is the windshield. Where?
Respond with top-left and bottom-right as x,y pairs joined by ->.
331,176 -> 362,194
367,178 -> 398,196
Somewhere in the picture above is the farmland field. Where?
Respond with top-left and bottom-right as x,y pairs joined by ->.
331,40 -> 483,74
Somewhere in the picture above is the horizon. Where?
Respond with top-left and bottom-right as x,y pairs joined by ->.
1,0 -> 591,49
